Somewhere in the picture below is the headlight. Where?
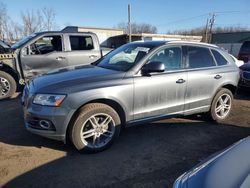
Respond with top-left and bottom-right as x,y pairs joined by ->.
33,94 -> 66,107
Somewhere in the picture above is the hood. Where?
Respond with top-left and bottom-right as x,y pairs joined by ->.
0,40 -> 10,49
0,40 -> 13,53
240,62 -> 250,71
30,65 -> 125,93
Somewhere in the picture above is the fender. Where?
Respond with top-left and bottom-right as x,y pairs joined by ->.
0,52 -> 25,85
0,62 -> 20,84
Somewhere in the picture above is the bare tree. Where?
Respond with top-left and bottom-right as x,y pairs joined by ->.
0,4 -> 57,42
168,26 -> 249,36
7,21 -> 22,41
116,22 -> 157,34
41,7 -> 56,31
20,7 -> 57,36
21,10 -> 43,36
0,2 -> 8,40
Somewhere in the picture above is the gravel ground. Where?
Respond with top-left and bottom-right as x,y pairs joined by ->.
0,90 -> 250,188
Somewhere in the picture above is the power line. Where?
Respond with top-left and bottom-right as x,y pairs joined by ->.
214,10 -> 250,14
214,23 -> 250,27
156,10 -> 250,27
156,13 -> 208,26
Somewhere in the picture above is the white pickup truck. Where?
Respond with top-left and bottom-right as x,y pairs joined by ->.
0,27 -> 111,99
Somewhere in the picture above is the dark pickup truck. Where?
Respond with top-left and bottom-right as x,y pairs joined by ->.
0,27 -> 108,99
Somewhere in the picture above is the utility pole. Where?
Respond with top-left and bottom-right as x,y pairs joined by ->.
209,13 -> 216,43
128,4 -> 132,43
204,18 -> 209,43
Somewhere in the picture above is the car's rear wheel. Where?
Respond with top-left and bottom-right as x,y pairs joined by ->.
0,71 -> 16,100
69,103 -> 121,153
209,88 -> 233,122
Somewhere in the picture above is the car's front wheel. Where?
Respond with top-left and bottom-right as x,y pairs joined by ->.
209,88 -> 233,122
0,71 -> 17,100
69,103 -> 121,153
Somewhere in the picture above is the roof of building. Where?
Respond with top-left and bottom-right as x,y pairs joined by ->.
62,26 -> 124,33
115,33 -> 202,40
212,31 -> 250,44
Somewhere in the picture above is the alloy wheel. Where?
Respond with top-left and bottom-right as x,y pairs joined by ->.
215,93 -> 232,119
0,77 -> 11,97
80,113 -> 115,149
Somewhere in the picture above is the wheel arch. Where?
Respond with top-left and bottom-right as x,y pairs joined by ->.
221,84 -> 237,95
212,83 -> 237,99
65,98 -> 127,143
0,64 -> 19,84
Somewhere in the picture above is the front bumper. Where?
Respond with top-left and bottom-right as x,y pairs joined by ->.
238,78 -> 250,88
25,123 -> 65,141
23,100 -> 75,142
239,70 -> 250,88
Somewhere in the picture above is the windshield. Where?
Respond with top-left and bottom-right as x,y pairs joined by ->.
96,43 -> 154,71
11,33 -> 37,49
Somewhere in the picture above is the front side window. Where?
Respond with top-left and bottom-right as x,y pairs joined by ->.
149,47 -> 182,71
69,36 -> 94,51
187,46 -> 216,68
27,35 -> 62,55
211,49 -> 228,66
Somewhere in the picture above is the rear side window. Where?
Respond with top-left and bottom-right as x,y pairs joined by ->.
211,49 -> 228,66
69,36 -> 94,51
187,46 -> 216,68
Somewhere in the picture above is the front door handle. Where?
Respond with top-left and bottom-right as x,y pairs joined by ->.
214,74 -> 222,79
56,56 -> 66,61
176,79 -> 186,84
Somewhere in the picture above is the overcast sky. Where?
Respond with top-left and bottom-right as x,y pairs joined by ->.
2,0 -> 250,33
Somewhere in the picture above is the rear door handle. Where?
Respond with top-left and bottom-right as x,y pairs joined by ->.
89,55 -> 98,59
214,75 -> 222,79
176,79 -> 186,84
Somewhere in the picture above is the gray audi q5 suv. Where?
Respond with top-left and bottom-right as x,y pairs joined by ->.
22,41 -> 239,152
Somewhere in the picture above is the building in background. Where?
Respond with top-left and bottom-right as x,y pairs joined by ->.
211,32 -> 250,57
63,26 -> 202,48
107,33 -> 202,48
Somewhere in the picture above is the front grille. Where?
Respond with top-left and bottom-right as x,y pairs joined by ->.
243,71 -> 250,80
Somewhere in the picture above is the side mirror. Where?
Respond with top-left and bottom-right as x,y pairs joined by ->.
142,61 -> 165,75
21,46 -> 29,56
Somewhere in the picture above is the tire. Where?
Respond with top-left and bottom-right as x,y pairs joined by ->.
209,88 -> 233,122
69,103 -> 121,153
0,71 -> 17,100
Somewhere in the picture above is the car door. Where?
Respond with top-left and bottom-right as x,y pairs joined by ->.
133,46 -> 187,120
64,34 -> 101,66
183,45 -> 224,115
20,34 -> 67,79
